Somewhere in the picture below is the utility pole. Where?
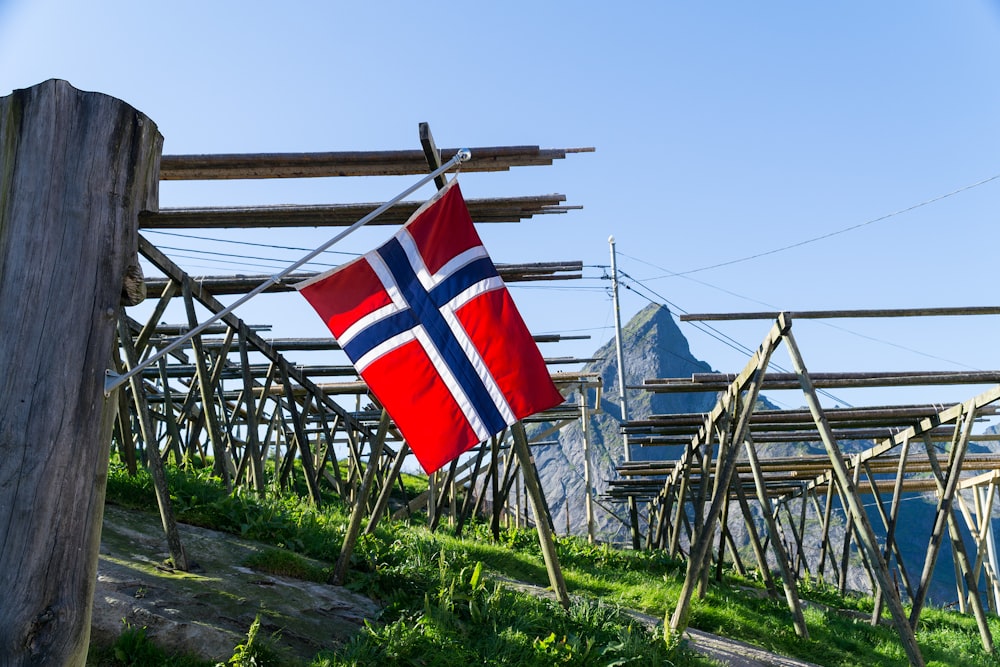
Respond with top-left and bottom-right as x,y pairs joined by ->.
609,236 -> 641,549
580,383 -> 597,544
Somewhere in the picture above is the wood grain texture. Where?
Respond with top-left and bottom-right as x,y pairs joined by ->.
0,79 -> 161,665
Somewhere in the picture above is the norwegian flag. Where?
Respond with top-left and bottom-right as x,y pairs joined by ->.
297,180 -> 564,473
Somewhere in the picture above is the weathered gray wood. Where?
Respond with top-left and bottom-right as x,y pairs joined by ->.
331,411 -> 390,586
141,195 -> 573,228
512,422 -> 570,609
913,428 -> 994,652
681,306 -> 1000,321
456,444 -> 488,537
0,80 -> 161,664
669,319 -> 785,637
364,444 -> 410,536
744,438 -> 809,638
646,370 -> 1000,392
158,145 -> 590,180
182,282 -> 229,478
118,318 -> 189,576
279,362 -> 322,504
782,323 -> 925,667
734,481 -> 779,596
235,328 -> 260,490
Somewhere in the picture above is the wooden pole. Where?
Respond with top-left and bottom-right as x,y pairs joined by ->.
117,318 -> 189,574
364,444 -> 410,536
331,411 -> 389,585
512,422 -> 570,608
579,386 -> 597,544
782,323 -> 925,667
670,319 -> 784,636
984,487 -> 1000,613
0,79 -> 161,664
744,438 -> 809,638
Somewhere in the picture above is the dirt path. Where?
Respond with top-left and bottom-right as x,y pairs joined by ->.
495,576 -> 821,667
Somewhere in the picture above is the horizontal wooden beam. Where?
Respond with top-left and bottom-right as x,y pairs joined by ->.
681,306 -> 1000,321
139,195 -> 577,228
625,404 -> 987,432
159,146 -> 595,180
183,333 -> 590,353
642,371 -> 1000,392
142,262 -> 584,297
144,357 -> 599,379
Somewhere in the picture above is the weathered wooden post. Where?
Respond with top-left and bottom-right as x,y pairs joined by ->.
0,79 -> 161,664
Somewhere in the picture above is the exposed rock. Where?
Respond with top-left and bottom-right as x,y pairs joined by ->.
93,505 -> 379,663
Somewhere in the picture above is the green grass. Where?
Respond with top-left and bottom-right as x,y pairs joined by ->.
102,459 -> 1000,666
87,621 -> 212,667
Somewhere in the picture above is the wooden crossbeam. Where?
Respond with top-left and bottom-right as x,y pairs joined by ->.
644,370 -> 1000,392
159,145 -> 594,180
140,195 -> 576,228
142,262 -> 584,296
681,306 -> 1000,321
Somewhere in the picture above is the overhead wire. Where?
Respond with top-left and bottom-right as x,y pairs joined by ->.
153,244 -> 338,270
618,251 -> 981,372
661,172 -> 1000,277
614,267 -> 853,408
144,229 -> 361,258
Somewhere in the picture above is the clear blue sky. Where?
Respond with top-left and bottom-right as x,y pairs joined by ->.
4,2 -> 1000,414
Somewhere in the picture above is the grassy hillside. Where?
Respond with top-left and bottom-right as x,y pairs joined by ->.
92,460 -> 1000,667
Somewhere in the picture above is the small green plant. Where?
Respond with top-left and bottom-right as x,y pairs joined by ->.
226,615 -> 282,667
88,620 -> 211,667
111,622 -> 167,666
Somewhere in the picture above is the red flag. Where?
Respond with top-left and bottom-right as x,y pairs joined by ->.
297,180 -> 564,473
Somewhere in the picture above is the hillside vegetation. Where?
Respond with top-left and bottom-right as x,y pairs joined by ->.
88,460 -> 1000,667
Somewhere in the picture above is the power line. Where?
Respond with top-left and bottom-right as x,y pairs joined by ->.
144,229 -> 361,258
660,172 -> 1000,277
615,269 -> 852,408
618,251 -> 980,372
154,244 -> 337,270
147,251 -> 290,272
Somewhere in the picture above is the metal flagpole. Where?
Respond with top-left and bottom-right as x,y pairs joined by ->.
105,148 -> 472,395
609,235 -> 641,549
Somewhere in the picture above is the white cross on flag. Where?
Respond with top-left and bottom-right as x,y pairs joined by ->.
296,180 -> 564,473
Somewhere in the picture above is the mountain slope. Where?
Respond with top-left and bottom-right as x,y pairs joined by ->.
532,303 -> 718,542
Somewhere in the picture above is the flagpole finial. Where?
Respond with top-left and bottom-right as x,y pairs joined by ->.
608,235 -> 615,244
456,148 -> 472,162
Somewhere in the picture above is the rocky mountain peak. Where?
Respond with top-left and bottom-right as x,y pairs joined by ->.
531,303 -> 717,541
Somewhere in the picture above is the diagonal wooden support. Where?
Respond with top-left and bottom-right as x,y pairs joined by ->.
331,411 -> 390,586
512,422 -> 571,608
873,435 -> 916,623
118,317 -> 189,573
182,281 -> 230,475
745,435 -> 808,636
913,423 -> 993,653
279,360 -> 322,504
812,487 -> 835,585
961,476 -> 1000,613
456,444 -> 489,537
237,324 -> 263,490
734,480 -> 779,596
669,318 -> 785,636
699,422 -> 729,597
910,415 -> 974,620
364,443 -> 411,536
782,320 -> 925,667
